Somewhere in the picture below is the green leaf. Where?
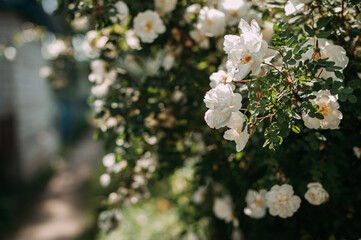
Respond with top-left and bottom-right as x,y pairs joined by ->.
304,25 -> 315,36
283,50 -> 292,62
288,59 -> 296,65
292,126 -> 301,134
348,95 -> 357,103
341,87 -> 353,94
339,93 -> 347,102
286,36 -> 297,47
334,71 -> 345,79
316,31 -> 331,38
317,17 -> 330,29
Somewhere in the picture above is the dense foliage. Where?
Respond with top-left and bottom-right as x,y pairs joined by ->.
44,0 -> 361,239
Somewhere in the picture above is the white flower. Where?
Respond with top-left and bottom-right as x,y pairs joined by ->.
89,60 -> 106,83
162,53 -> 175,71
71,16 -> 89,31
213,196 -> 233,222
197,6 -> 226,37
82,30 -> 108,55
100,173 -> 111,187
285,0 -> 312,16
302,90 -> 343,129
353,146 -> 361,159
225,19 -> 268,80
184,3 -> 201,23
110,1 -> 129,24
209,70 -> 234,89
304,182 -> 329,205
302,38 -> 349,70
244,189 -> 267,219
217,0 -> 250,26
265,184 -> 301,218
223,112 -> 249,152
204,84 -> 243,129
47,39 -> 67,59
103,153 -> 116,168
133,10 -> 166,43
189,29 -> 210,49
155,0 -> 177,15
192,186 -> 207,204
125,30 -> 142,50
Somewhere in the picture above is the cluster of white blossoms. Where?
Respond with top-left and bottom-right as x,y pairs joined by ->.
204,19 -> 268,152
302,90 -> 343,129
184,0 -> 271,50
89,60 -> 117,98
244,183 -> 329,219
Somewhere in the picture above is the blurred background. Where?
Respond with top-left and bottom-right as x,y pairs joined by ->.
0,0 -> 105,239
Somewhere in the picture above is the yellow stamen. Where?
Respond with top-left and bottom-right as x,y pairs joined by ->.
317,105 -> 330,116
240,56 -> 252,64
145,22 -> 152,32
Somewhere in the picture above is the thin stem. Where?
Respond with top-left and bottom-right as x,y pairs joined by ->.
341,0 -> 344,23
233,79 -> 256,82
262,62 -> 289,81
268,46 -> 284,57
254,113 -> 276,120
259,79 -> 279,93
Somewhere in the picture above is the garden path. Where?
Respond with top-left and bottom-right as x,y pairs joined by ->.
10,129 -> 104,240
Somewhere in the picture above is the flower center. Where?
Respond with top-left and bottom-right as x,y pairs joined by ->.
255,197 -> 262,207
145,22 -> 153,32
222,75 -> 228,84
229,10 -> 238,17
317,104 -> 330,116
240,56 -> 252,64
236,128 -> 243,135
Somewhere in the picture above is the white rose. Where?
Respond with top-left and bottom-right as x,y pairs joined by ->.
155,0 -> 178,15
302,90 -> 343,129
225,19 -> 268,80
218,0 -> 250,26
209,70 -> 234,89
223,112 -> 250,152
213,196 -> 233,222
204,84 -> 243,129
189,29 -> 210,49
265,184 -> 301,218
184,3 -> 201,23
133,10 -> 166,43
110,1 -> 129,24
197,6 -> 226,37
304,182 -> 329,205
244,189 -> 267,219
125,30 -> 142,50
